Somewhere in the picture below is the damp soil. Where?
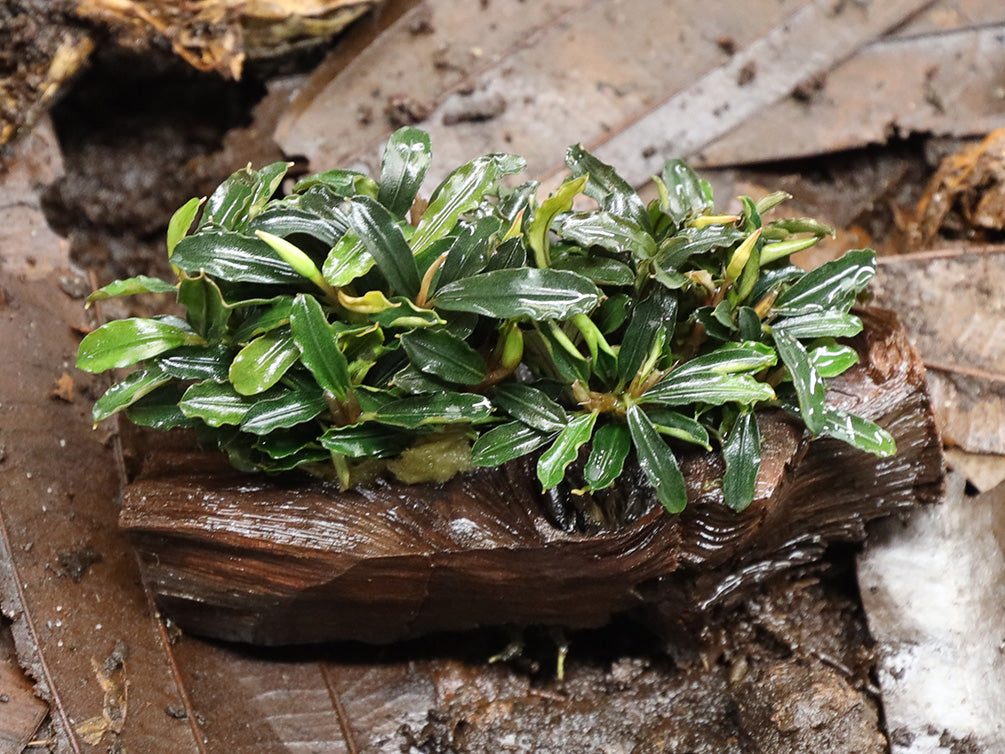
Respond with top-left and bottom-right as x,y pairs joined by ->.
29,50 -> 951,752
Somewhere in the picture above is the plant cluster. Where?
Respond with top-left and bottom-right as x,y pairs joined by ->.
77,127 -> 894,514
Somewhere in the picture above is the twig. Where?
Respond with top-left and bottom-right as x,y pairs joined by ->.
877,243 -> 1005,264
320,664 -> 360,754
924,360 -> 1005,385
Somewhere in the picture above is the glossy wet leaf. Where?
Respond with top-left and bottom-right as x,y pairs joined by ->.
437,216 -> 503,289
229,329 -> 300,395
772,311 -> 863,339
400,328 -> 486,385
172,231 -> 306,286
77,317 -> 203,373
412,153 -> 524,254
178,274 -> 230,341
551,253 -> 634,286
179,381 -> 255,427
816,406 -> 896,457
641,372 -> 775,407
86,275 -> 175,307
560,211 -> 656,259
319,424 -> 407,458
241,388 -> 327,435
247,203 -> 347,248
527,175 -> 587,266
373,392 -> 493,428
661,159 -> 713,225
773,249 -> 876,316
566,144 -> 650,231
434,268 -> 602,320
92,366 -> 171,423
583,422 -> 631,491
294,169 -> 376,197
773,329 -> 826,434
125,384 -> 196,430
471,421 -> 554,467
200,162 -> 289,231
670,341 -> 777,378
158,345 -> 232,382
646,408 -> 711,449
345,196 -> 421,297
618,293 -> 676,384
378,126 -> 432,217
627,405 -> 687,514
537,411 -> 598,490
167,197 -> 203,256
492,383 -> 568,432
289,294 -> 351,401
232,298 -> 296,343
322,233 -> 375,288
722,410 -> 762,511
808,343 -> 859,378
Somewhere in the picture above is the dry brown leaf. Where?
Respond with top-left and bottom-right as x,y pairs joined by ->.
51,371 -> 75,402
74,654 -> 128,746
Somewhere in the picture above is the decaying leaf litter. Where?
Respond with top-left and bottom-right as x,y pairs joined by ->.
2,0 -> 1005,751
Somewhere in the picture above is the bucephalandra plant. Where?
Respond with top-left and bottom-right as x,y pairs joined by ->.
77,127 -> 895,515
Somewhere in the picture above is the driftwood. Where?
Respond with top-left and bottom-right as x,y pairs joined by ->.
119,308 -> 944,645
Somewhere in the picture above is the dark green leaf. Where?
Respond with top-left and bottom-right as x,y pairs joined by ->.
434,268 -> 602,320
641,373 -> 775,407
471,421 -> 553,467
816,407 -> 896,457
378,126 -> 432,217
92,366 -> 171,423
77,317 -> 203,373
158,345 -> 232,381
618,292 -> 676,383
178,274 -> 230,341
627,405 -> 687,513
595,292 -> 631,333
294,169 -> 377,197
172,231 -> 306,285
584,422 -> 630,491
772,312 -> 863,339
551,253 -> 635,286
722,410 -> 762,511
566,144 -> 650,231
537,411 -> 598,490
485,237 -> 528,271
345,196 -> 421,297
660,159 -> 713,225
412,153 -> 524,253
645,408 -> 711,449
289,294 -> 351,400
391,364 -> 449,394
493,383 -> 568,432
747,265 -> 804,305
773,249 -> 876,316
532,323 -> 591,384
559,211 -> 656,259
808,342 -> 859,377
400,328 -> 486,385
229,328 -> 300,395
372,392 -> 493,428
126,385 -> 195,430
232,297 -> 296,343
773,329 -> 825,434
437,216 -> 503,288
179,381 -> 255,426
248,203 -> 347,247
655,224 -> 746,270
738,306 -> 762,341
671,341 -> 776,378
241,388 -> 327,435
86,275 -> 175,307
322,232 -> 375,288
200,162 -> 289,231
319,423 -> 407,458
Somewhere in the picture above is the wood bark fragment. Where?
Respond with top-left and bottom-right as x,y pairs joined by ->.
120,308 -> 944,646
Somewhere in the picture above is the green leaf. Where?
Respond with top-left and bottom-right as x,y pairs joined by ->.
322,232 -> 375,288
672,341 -> 777,378
319,423 -> 407,458
158,345 -> 232,381
645,408 -> 711,449
437,216 -> 503,289
773,249 -> 876,316
369,296 -> 445,329
241,388 -> 327,435
641,373 -> 775,407
400,328 -> 486,385
537,411 -> 598,490
254,230 -> 331,292
492,383 -> 568,432
809,342 -> 859,378
172,231 -> 307,285
471,421 -> 554,467
247,201 -> 347,248
595,293 -> 631,333
77,317 -> 202,373
583,422 -> 631,491
86,275 -> 175,307
92,366 -> 171,423
412,153 -> 525,254
167,197 -> 203,256
769,217 -> 835,237
177,274 -> 230,341
759,235 -> 822,265
722,410 -> 762,511
372,392 -> 493,428
772,311 -> 863,339
229,328 -> 300,395
232,297 -> 296,343
551,252 -> 634,286
627,405 -> 687,513
378,127 -> 432,217
200,162 -> 289,231
618,292 -> 676,384
179,381 -> 255,427
566,144 -> 650,231
816,407 -> 896,457
737,306 -> 762,341
434,268 -> 602,320
485,237 -> 527,271
754,191 -> 790,215
294,169 -> 377,197
289,294 -> 351,400
391,364 -> 449,394
773,329 -> 826,434
125,385 -> 195,430
527,175 -> 587,267
661,159 -> 713,225
559,211 -> 656,259
345,196 -> 421,297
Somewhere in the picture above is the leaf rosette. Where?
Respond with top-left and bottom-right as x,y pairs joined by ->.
78,128 -> 893,515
